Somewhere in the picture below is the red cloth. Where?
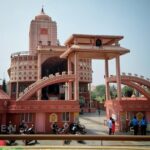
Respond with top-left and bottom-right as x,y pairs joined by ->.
0,140 -> 6,146
112,123 -> 115,134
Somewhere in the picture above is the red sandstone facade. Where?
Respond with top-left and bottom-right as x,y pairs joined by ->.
0,8 -> 150,133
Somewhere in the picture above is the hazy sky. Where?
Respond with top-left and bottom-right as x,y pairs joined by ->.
0,0 -> 150,85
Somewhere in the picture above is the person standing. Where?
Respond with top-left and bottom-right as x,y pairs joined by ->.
97,107 -> 101,116
7,121 -> 16,145
7,121 -> 14,134
107,117 -> 113,135
112,119 -> 115,135
132,116 -> 139,135
140,116 -> 147,135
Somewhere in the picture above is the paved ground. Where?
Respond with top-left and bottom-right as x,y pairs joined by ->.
5,110 -> 150,147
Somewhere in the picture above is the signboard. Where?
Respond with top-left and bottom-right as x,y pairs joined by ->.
49,113 -> 57,123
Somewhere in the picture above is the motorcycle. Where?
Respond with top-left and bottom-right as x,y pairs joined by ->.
52,123 -> 68,134
64,122 -> 86,145
69,122 -> 86,134
77,122 -> 86,134
20,124 -> 37,145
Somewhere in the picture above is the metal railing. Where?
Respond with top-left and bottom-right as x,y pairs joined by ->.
0,134 -> 150,149
0,134 -> 150,142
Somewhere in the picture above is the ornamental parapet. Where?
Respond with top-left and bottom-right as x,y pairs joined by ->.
108,73 -> 150,85
71,45 -> 126,51
11,51 -> 37,58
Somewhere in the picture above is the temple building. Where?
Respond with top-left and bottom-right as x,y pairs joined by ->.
4,8 -> 92,133
0,8 -> 150,133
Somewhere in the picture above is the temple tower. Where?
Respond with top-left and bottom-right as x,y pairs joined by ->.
29,8 -> 57,51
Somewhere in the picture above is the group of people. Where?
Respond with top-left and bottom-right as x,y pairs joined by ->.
107,117 -> 115,135
130,116 -> 147,135
6,120 -> 37,145
107,115 -> 147,135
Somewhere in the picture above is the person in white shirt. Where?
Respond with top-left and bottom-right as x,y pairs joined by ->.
107,117 -> 113,135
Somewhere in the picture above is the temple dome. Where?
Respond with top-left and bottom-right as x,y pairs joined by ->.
35,8 -> 51,21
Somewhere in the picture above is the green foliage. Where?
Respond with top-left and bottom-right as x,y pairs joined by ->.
91,84 -> 117,102
91,84 -> 105,103
79,96 -> 85,107
122,86 -> 133,97
91,92 -> 96,100
2,79 -> 7,92
110,85 -> 117,99
92,84 -> 134,100
95,85 -> 105,97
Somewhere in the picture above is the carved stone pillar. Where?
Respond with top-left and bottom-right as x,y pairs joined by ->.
68,56 -> 72,100
116,56 -> 122,100
37,53 -> 42,100
74,53 -> 79,101
105,59 -> 110,100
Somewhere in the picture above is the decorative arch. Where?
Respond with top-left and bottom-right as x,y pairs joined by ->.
108,74 -> 150,99
17,73 -> 75,101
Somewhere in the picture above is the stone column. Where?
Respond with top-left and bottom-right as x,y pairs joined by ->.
68,56 -> 72,100
105,59 -> 110,100
116,56 -> 122,100
89,83 -> 92,111
37,53 -> 42,100
65,83 -> 68,100
16,55 -> 19,99
74,53 -> 79,101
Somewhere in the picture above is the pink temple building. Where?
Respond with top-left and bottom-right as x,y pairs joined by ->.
0,8 -> 150,133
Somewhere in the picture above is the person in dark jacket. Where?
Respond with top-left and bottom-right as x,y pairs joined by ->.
140,116 -> 147,135
131,116 -> 139,135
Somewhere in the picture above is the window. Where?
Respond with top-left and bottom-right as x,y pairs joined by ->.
62,112 -> 70,122
48,41 -> 51,46
96,39 -> 102,47
12,84 -> 16,93
20,113 -> 33,123
39,41 -> 42,45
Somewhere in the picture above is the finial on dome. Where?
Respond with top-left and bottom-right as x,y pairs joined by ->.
41,5 -> 45,14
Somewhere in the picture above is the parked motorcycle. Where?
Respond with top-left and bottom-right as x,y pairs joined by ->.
20,124 -> 37,145
52,122 -> 68,134
64,122 -> 86,145
69,122 -> 86,134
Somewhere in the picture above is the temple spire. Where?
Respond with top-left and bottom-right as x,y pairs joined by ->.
41,5 -> 45,14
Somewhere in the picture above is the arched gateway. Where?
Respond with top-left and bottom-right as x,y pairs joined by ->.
60,34 -> 150,131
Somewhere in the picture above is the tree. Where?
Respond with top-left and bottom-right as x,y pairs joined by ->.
79,96 -> 85,107
110,85 -> 117,99
91,85 -> 105,103
2,79 -> 7,92
122,86 -> 133,97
